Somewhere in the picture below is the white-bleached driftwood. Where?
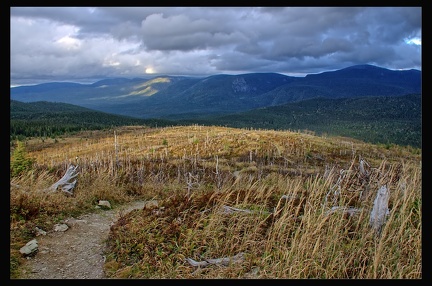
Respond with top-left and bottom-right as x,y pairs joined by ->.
369,185 -> 390,233
46,165 -> 79,195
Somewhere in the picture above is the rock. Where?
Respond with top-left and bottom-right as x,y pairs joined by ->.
35,227 -> 47,236
54,223 -> 69,232
20,239 -> 38,256
244,266 -> 260,278
64,218 -> 88,227
98,200 -> 111,209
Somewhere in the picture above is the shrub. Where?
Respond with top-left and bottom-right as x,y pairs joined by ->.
10,141 -> 35,177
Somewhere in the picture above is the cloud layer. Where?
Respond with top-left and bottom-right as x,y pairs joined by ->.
10,7 -> 422,85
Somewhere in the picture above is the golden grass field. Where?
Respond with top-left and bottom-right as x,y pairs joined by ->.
10,125 -> 422,278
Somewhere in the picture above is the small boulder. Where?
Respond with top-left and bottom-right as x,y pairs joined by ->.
98,200 -> 111,209
20,239 -> 38,256
35,226 -> 47,236
54,223 -> 69,232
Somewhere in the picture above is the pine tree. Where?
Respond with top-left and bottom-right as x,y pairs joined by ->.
10,141 -> 35,177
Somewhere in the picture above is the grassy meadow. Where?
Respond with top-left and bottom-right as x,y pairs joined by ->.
10,125 -> 422,278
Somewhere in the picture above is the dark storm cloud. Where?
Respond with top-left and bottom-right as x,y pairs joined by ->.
10,7 -> 421,86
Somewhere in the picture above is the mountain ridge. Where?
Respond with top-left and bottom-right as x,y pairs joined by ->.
10,64 -> 421,119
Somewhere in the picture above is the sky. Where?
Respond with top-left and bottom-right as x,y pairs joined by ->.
10,7 -> 422,87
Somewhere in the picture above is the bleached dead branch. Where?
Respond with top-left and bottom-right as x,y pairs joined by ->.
324,169 -> 345,207
325,206 -> 362,217
185,172 -> 200,198
369,185 -> 390,234
359,158 -> 370,179
280,194 -> 298,200
220,205 -> 252,214
45,165 -> 79,195
186,252 -> 245,267
213,155 -> 223,190
218,205 -> 273,216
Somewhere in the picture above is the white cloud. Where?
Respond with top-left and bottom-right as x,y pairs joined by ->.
405,37 -> 421,45
10,7 -> 421,85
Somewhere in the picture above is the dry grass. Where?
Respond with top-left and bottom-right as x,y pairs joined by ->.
10,125 -> 421,278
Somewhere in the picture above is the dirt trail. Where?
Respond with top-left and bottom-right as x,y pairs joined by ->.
20,200 -> 146,279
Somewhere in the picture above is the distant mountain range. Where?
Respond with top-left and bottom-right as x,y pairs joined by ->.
10,64 -> 421,119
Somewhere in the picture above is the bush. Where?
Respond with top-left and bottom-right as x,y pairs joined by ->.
10,141 -> 35,177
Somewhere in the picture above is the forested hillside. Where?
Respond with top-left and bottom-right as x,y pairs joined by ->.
181,93 -> 421,148
10,91 -> 422,149
10,100 -> 177,141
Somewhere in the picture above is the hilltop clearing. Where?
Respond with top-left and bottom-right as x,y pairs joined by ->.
11,125 -> 421,278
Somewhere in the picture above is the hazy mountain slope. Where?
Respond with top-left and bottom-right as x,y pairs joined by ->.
254,64 -> 421,107
306,64 -> 421,91
98,77 -> 203,117
139,73 -> 294,117
10,76 -> 185,107
125,65 -> 421,119
10,64 -> 421,119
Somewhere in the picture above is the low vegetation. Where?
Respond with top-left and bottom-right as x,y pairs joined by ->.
10,125 -> 421,278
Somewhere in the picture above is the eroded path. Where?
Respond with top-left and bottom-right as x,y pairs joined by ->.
20,200 -> 146,279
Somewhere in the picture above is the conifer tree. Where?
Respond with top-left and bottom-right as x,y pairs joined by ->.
10,141 -> 35,177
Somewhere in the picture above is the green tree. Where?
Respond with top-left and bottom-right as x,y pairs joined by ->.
10,141 -> 35,177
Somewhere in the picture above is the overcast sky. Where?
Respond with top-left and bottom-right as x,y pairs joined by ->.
10,7 -> 422,86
